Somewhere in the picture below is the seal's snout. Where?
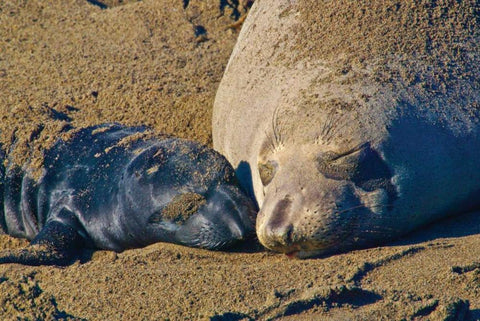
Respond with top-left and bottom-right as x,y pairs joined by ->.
262,223 -> 295,248
256,168 -> 365,257
256,192 -> 305,254
258,195 -> 295,248
207,184 -> 256,238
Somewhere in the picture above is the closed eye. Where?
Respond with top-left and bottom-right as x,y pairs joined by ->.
322,142 -> 370,162
316,143 -> 369,181
317,142 -> 398,203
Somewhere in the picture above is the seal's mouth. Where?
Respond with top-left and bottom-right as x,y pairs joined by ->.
272,242 -> 322,259
285,251 -> 299,259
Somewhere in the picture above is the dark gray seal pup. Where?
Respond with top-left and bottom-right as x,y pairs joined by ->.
0,124 -> 255,265
213,0 -> 480,257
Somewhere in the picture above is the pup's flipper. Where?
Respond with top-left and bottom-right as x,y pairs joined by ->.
0,221 -> 83,266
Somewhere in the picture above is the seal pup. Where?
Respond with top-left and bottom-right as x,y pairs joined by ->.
0,124 -> 255,265
213,0 -> 480,257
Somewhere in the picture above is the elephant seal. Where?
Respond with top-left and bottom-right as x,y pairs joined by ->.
0,124 -> 255,265
213,0 -> 480,257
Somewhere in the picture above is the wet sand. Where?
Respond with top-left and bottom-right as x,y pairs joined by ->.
1,1 -> 480,320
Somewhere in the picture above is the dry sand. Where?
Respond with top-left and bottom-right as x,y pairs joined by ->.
0,0 -> 480,319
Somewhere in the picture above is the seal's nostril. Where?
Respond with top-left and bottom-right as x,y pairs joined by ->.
265,224 -> 295,247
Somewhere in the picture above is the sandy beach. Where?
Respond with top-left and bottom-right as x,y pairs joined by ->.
1,1 -> 479,319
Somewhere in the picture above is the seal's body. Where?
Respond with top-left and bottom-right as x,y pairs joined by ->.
213,0 -> 480,257
0,124 -> 255,265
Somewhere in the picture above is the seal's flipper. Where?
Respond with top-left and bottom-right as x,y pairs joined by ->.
0,221 -> 83,266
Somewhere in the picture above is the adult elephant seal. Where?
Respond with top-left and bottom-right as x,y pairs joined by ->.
0,124 -> 255,266
213,0 -> 480,258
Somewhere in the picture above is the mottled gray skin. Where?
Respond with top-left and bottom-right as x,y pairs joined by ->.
213,0 -> 480,257
0,124 -> 255,265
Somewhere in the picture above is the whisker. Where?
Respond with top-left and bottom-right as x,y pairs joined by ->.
264,131 -> 277,153
272,105 -> 283,149
320,113 -> 333,143
334,203 -> 393,215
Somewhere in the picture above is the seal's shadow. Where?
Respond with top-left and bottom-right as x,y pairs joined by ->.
235,161 -> 258,209
76,237 -> 265,262
228,237 -> 265,254
391,210 -> 480,247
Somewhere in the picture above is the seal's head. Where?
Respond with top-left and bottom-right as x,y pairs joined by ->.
255,139 -> 398,258
122,138 -> 256,250
212,0 -> 480,259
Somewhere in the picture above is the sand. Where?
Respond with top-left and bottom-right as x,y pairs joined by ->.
1,0 -> 480,320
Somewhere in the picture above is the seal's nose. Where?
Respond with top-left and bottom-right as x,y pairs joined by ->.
257,195 -> 300,252
263,224 -> 294,247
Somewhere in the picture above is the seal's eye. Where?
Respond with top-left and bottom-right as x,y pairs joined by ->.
258,160 -> 277,186
317,143 -> 398,202
317,143 -> 384,182
316,148 -> 362,181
